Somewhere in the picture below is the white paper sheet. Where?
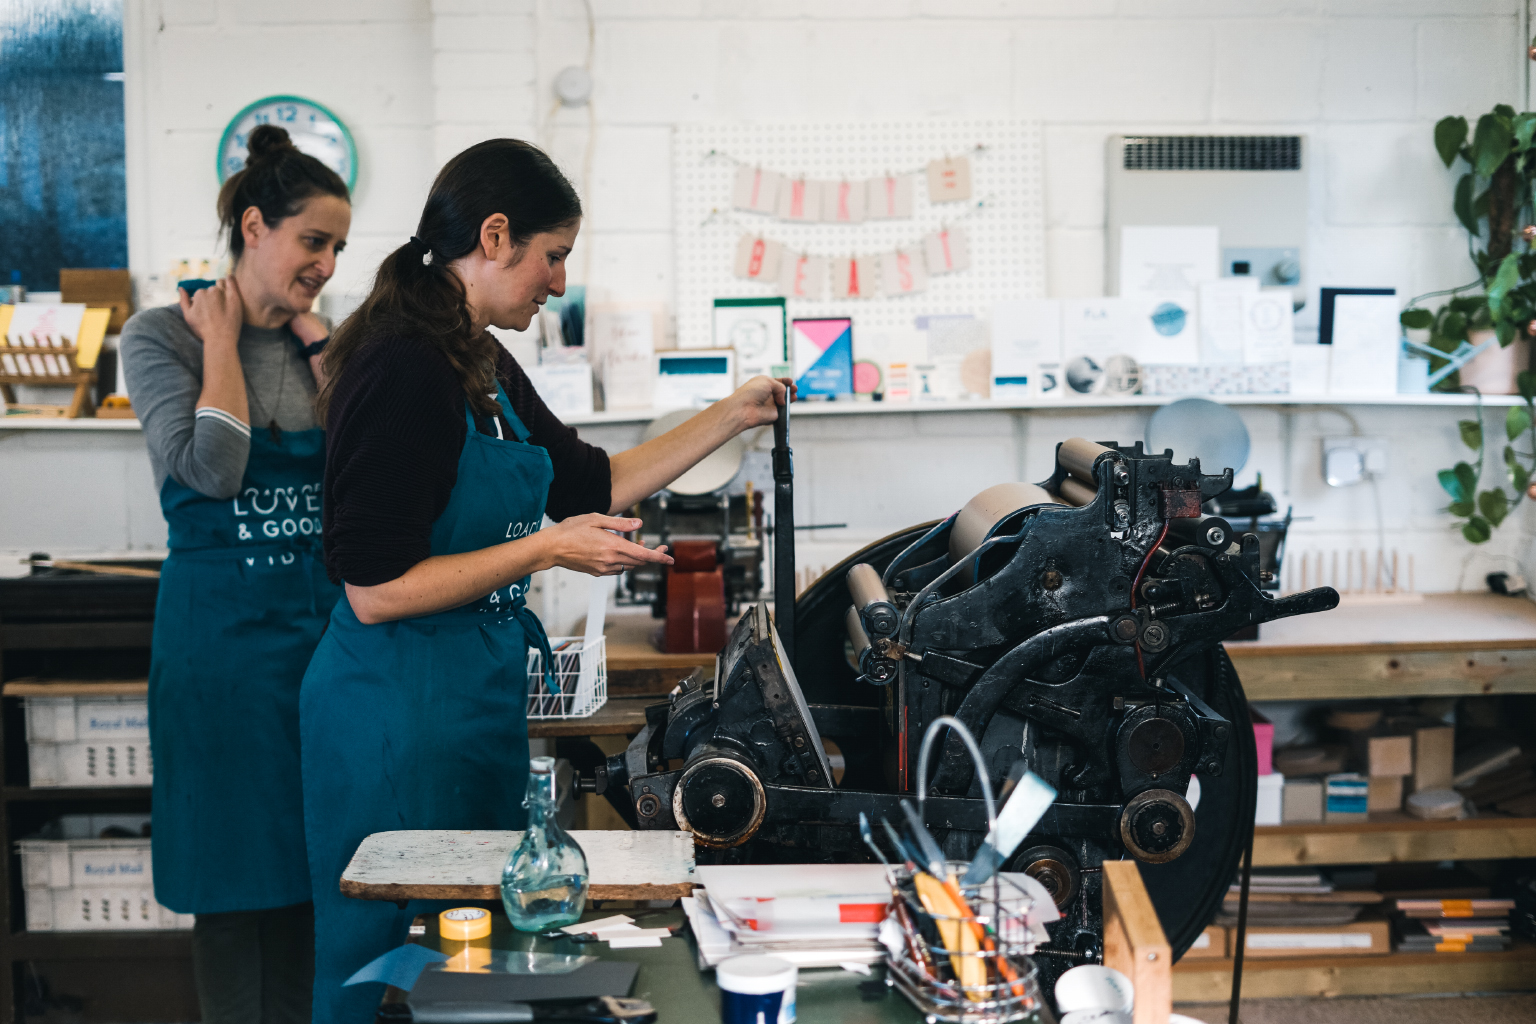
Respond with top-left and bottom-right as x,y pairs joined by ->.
1290,344 -> 1331,395
991,299 -> 1062,398
525,363 -> 594,416
1198,277 -> 1260,365
1118,226 -> 1219,298
1241,288 -> 1295,365
1327,293 -> 1399,396
588,307 -> 657,411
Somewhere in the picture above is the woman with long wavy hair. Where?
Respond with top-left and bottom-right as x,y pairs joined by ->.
301,139 -> 791,1021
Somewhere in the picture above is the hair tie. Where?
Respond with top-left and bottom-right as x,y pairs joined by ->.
410,235 -> 434,265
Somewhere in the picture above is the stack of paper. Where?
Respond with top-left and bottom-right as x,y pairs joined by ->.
682,864 -> 891,969
1393,898 -> 1514,953
560,913 -> 673,950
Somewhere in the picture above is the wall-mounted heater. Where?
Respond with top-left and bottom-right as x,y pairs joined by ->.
1106,135 -> 1309,310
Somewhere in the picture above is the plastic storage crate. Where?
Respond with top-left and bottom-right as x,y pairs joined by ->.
23,695 -> 152,787
525,635 -> 606,720
16,838 -> 191,932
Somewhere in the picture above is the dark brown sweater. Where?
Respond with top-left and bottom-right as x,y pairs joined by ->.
322,334 -> 611,586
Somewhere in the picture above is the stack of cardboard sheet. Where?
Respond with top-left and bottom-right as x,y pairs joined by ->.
1455,745 -> 1535,817
1393,897 -> 1514,953
681,863 -> 890,969
1218,869 -> 1381,929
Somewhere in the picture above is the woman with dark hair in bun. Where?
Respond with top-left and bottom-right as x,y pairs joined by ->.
301,138 -> 790,1020
120,123 -> 350,1023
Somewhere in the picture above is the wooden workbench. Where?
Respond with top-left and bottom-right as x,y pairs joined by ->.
602,611 -> 713,696
1226,592 -> 1536,700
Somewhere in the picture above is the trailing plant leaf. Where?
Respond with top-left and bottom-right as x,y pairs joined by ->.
1455,461 -> 1478,498
1453,173 -> 1479,234
1464,516 -> 1493,543
1517,112 -> 1536,149
1443,309 -> 1468,341
1512,462 -> 1530,494
1436,115 -> 1469,165
1508,405 -> 1532,440
1475,112 -> 1516,177
1518,371 -> 1536,400
1480,488 -> 1510,526
1439,468 -> 1467,502
1487,253 -> 1522,320
1497,319 -> 1518,345
1459,420 -> 1483,449
1450,499 -> 1476,517
1400,308 -> 1434,330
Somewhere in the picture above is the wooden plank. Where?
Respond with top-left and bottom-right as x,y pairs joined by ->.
1253,817 -> 1536,867
1102,860 -> 1171,1024
1235,648 -> 1536,700
528,696 -> 652,738
2,678 -> 147,697
1226,593 -> 1536,655
340,829 -> 697,903
1172,943 -> 1536,1001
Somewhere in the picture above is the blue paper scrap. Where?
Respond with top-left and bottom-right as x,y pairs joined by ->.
343,944 -> 450,991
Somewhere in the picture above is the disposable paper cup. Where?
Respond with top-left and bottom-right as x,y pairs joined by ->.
1055,965 -> 1134,1014
717,954 -> 797,1024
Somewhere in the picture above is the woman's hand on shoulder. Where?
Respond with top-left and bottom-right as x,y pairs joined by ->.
535,514 -> 673,577
178,277 -> 243,348
289,311 -> 329,345
729,375 -> 795,433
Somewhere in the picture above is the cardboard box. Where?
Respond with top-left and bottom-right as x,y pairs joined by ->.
1255,771 -> 1285,826
1368,775 -> 1403,813
59,268 -> 133,333
1412,726 -> 1455,793
1367,735 -> 1413,778
1282,779 -> 1324,823
1325,772 -> 1369,822
1251,706 -> 1274,776
1183,924 -> 1228,960
1235,919 -> 1389,958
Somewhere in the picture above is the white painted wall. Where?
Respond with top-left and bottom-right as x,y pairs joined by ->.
4,0 -> 1534,604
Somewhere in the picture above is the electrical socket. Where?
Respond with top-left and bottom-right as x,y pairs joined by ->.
1321,437 -> 1388,487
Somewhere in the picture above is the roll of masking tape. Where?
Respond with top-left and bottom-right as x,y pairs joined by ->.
440,907 -> 492,941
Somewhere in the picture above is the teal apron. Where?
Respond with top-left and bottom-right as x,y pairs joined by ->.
301,383 -> 554,1024
150,425 -> 341,914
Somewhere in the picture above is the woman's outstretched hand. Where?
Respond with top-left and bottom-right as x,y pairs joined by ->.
536,514 -> 673,577
730,375 -> 796,432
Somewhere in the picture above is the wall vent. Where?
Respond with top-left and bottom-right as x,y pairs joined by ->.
1120,135 -> 1302,172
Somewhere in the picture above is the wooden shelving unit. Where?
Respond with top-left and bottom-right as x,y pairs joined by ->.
1253,815 -> 1536,867
0,585 -> 196,1023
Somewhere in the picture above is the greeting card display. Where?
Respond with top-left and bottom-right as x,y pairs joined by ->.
792,317 -> 853,398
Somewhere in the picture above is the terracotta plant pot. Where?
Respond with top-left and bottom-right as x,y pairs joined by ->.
1458,328 -> 1530,394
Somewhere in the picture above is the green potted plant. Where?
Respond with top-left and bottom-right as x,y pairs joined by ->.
1401,106 -> 1536,542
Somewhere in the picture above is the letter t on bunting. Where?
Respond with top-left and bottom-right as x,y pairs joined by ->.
734,235 -> 784,283
923,226 -> 970,275
866,173 -> 915,220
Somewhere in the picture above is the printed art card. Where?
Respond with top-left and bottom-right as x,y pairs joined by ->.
926,155 -> 972,202
734,234 -> 784,283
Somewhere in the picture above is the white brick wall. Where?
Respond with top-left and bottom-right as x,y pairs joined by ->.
13,0 -> 1531,594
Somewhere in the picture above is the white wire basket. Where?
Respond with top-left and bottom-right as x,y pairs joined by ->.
525,635 -> 607,720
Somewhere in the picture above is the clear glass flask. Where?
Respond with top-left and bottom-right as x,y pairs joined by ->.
501,756 -> 590,932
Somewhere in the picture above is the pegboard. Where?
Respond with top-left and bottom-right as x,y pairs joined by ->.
672,119 -> 1046,349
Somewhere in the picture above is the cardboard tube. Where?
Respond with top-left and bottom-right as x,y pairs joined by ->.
1059,438 -> 1113,483
1058,477 -> 1097,507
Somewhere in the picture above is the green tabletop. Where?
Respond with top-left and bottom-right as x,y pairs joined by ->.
400,906 -> 928,1024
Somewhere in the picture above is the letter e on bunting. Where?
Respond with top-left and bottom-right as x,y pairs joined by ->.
926,155 -> 972,202
734,234 -> 784,282
779,253 -> 828,301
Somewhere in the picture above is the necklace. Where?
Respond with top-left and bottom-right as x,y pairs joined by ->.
246,332 -> 290,445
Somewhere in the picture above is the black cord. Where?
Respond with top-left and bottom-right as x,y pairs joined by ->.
1228,821 -> 1255,1024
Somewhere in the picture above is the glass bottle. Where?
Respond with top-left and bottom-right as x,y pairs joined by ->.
501,756 -> 590,932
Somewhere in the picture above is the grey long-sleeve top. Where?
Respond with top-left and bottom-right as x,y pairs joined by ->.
120,305 -> 322,500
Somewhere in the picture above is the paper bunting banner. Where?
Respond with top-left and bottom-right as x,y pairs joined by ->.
821,180 -> 866,224
733,226 -> 972,298
926,156 -> 973,203
719,147 -> 979,223
867,173 -> 915,219
732,165 -> 783,215
734,235 -> 784,282
924,226 -> 970,275
779,252 -> 828,301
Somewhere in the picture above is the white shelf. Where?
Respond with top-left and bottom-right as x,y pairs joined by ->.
1,391 -> 1524,432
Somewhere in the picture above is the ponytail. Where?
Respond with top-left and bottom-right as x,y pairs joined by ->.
317,139 -> 581,422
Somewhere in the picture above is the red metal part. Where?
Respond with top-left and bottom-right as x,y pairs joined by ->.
664,540 -> 727,653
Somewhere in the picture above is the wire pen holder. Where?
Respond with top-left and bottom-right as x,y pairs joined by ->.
881,716 -> 1051,1024
524,635 -> 606,720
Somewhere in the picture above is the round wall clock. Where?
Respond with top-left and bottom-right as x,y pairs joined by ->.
217,95 -> 357,189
